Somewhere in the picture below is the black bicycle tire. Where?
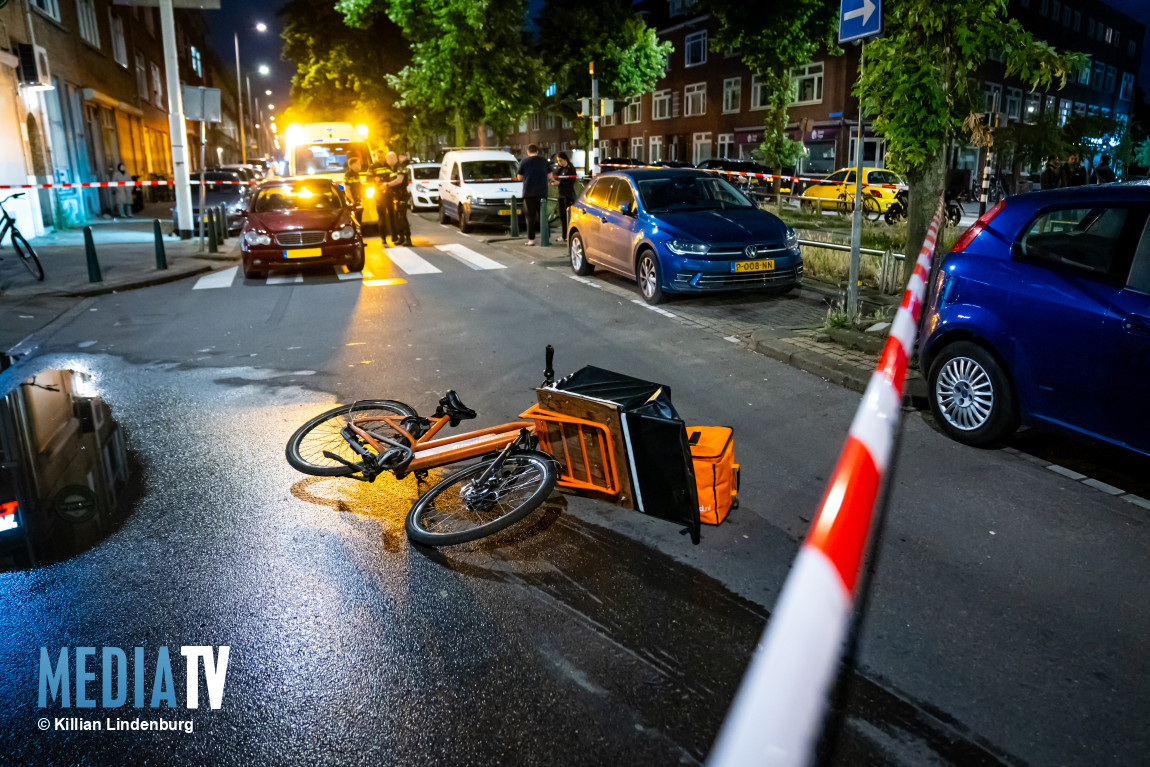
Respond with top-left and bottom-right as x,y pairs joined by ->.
405,450 -> 557,546
286,399 -> 417,476
11,230 -> 44,281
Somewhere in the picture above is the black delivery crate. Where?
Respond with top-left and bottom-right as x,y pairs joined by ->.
554,366 -> 701,543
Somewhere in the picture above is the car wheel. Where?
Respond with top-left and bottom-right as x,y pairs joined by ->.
348,244 -> 365,273
569,231 -> 593,276
636,249 -> 666,305
439,202 -> 450,225
927,341 -> 1018,446
459,205 -> 472,233
243,265 -> 263,280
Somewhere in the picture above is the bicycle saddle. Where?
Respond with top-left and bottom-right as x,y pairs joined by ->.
438,390 -> 477,426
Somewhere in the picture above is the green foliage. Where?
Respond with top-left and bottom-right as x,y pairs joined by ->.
1062,111 -> 1121,157
995,113 -> 1067,170
703,0 -> 837,170
340,0 -> 546,143
1133,137 -> 1150,169
279,0 -> 411,145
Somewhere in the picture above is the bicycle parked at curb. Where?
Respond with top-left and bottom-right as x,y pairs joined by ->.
0,193 -> 44,281
836,188 -> 881,222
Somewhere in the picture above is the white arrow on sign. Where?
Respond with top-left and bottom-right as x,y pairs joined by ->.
844,0 -> 876,24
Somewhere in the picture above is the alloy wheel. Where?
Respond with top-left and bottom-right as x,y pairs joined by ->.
935,356 -> 995,431
639,257 -> 657,298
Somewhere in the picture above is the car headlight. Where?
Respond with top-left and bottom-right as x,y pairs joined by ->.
366,186 -> 375,199
228,202 -> 243,214
666,239 -> 710,256
243,231 -> 271,246
416,184 -> 428,192
332,223 -> 357,240
785,227 -> 798,252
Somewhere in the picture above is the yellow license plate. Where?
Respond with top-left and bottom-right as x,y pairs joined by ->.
734,259 -> 775,273
285,247 -> 323,259
497,209 -> 521,216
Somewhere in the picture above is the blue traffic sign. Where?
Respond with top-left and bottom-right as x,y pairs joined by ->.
839,0 -> 881,43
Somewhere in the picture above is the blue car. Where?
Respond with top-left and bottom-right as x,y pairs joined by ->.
919,183 -> 1150,456
567,169 -> 802,304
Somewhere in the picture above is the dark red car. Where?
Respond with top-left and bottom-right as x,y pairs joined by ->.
240,177 -> 365,279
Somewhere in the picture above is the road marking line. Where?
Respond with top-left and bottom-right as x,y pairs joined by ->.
1082,478 -> 1124,495
266,273 -> 304,285
193,266 -> 238,290
363,278 -> 407,287
1046,464 -> 1088,481
437,243 -> 506,270
335,267 -> 363,281
386,246 -> 442,274
630,298 -> 677,318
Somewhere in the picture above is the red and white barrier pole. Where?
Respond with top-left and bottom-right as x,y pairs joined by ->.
707,196 -> 947,767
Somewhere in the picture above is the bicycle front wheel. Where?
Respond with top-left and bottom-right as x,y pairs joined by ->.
862,195 -> 881,222
405,450 -> 557,546
12,231 -> 44,281
286,399 -> 416,476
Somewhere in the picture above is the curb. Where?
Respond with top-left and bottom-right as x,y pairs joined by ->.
55,264 -> 216,297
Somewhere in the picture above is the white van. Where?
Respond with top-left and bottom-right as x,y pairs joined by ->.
437,149 -> 524,233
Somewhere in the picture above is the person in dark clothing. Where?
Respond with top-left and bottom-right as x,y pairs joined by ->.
551,152 -> 577,240
1090,154 -> 1117,184
343,156 -> 366,226
1039,156 -> 1060,190
380,151 -> 410,246
518,144 -> 551,245
1060,154 -> 1087,188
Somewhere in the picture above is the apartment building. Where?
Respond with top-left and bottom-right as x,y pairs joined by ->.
0,0 -> 243,235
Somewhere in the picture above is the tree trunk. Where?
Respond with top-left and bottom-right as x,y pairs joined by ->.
479,119 -> 486,149
454,111 -> 465,147
903,147 -> 947,284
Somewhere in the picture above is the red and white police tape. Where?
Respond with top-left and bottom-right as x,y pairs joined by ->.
706,196 -> 948,767
599,162 -> 905,191
0,180 -> 256,189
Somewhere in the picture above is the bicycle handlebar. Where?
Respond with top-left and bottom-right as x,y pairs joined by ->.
0,192 -> 25,205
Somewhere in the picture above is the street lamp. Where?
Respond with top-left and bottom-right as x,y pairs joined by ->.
234,23 -> 269,164
265,89 -> 272,96
255,22 -> 267,32
258,64 -> 270,76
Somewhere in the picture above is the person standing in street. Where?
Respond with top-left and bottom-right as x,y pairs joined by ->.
1039,156 -> 1060,190
518,144 -> 550,246
343,155 -> 365,227
1059,154 -> 1087,188
382,151 -> 411,247
1090,154 -> 1117,184
551,152 -> 577,241
114,162 -> 133,218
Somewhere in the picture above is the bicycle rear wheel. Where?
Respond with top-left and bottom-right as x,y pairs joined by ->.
286,399 -> 416,476
862,195 -> 881,222
11,231 -> 44,281
405,450 -> 557,546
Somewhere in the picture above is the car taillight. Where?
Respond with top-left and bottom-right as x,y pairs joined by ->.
869,188 -> 881,197
950,199 -> 1004,253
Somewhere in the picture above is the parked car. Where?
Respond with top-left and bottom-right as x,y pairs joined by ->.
800,167 -> 904,212
649,159 -> 695,169
173,169 -> 249,235
239,177 -> 365,279
599,157 -> 644,169
696,159 -> 793,196
437,149 -> 523,233
214,164 -> 261,184
407,162 -> 442,210
567,168 -> 803,304
919,184 -> 1150,456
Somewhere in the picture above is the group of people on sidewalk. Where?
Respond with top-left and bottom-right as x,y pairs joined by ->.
344,151 -> 412,247
516,144 -> 578,246
1039,153 -> 1118,190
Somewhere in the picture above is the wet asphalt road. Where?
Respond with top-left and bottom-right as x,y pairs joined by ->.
2,214 -> 1150,766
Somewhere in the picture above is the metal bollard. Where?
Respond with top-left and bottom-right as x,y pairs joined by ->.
216,205 -> 226,245
509,195 -> 519,238
206,210 -> 219,254
83,226 -> 103,282
539,197 -> 550,247
154,219 -> 168,270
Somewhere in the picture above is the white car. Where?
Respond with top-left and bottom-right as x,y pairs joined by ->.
407,162 -> 441,210
437,149 -> 524,233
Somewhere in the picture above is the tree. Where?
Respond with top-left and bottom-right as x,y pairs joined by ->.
704,0 -> 838,171
279,0 -> 411,148
993,113 -> 1066,192
338,0 -> 545,147
858,0 -> 1085,280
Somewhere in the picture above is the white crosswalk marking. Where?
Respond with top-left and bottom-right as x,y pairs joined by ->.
436,243 -> 506,270
335,267 -> 362,280
193,266 -> 238,290
267,273 -> 304,285
386,246 -> 441,274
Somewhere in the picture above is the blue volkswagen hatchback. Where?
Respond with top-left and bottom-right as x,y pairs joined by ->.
567,169 -> 803,304
919,183 -> 1150,456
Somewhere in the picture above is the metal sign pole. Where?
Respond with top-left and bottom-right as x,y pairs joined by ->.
158,0 -> 193,238
199,120 -> 206,252
847,42 -> 865,323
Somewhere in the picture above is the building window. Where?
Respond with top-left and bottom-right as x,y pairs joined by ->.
151,62 -> 164,108
1119,72 -> 1134,101
529,111 -> 540,131
1104,66 -> 1116,94
518,116 -> 527,133
110,12 -> 128,67
1005,88 -> 1022,120
1044,94 -> 1055,115
136,53 -> 148,100
1088,18 -> 1095,37
983,82 -> 1002,113
652,90 -> 671,120
750,75 -> 769,110
1074,102 -> 1086,116
562,116 -> 572,129
1104,26 -> 1112,43
598,139 -> 609,156
145,7 -> 155,36
1039,0 -> 1048,15
1050,1 -> 1059,20
624,95 -> 641,124
631,137 -> 644,162
31,0 -> 60,21
684,31 -> 707,68
1061,6 -> 1070,25
1078,57 -> 1091,86
649,135 -> 663,162
1023,92 -> 1040,123
602,109 -> 615,127
1128,41 -> 1136,57
792,61 -> 823,105
77,0 -> 100,46
190,46 -> 202,77
1091,61 -> 1105,90
722,77 -> 741,114
717,133 -> 734,158
692,132 -> 712,165
1072,11 -> 1080,30
684,82 -> 706,116
1058,99 -> 1071,125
